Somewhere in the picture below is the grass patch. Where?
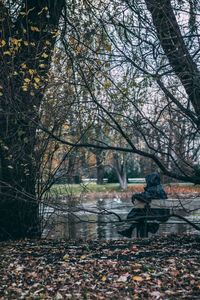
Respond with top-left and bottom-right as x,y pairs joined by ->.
50,182 -> 130,196
50,182 -> 200,197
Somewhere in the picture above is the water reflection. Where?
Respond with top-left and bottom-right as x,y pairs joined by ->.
42,198 -> 200,240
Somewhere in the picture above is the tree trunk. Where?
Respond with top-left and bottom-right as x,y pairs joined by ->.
92,148 -> 105,185
96,154 -> 104,185
0,116 -> 40,240
0,0 -> 65,240
113,153 -> 128,190
118,174 -> 128,190
145,0 -> 200,119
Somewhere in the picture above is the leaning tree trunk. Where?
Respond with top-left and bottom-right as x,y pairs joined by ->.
145,0 -> 200,119
0,0 -> 65,240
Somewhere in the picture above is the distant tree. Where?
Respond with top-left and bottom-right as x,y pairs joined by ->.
58,0 -> 200,184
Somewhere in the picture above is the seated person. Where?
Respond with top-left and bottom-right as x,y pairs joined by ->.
118,173 -> 168,238
132,173 -> 167,204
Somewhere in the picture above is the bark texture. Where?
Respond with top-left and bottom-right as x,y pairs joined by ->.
145,0 -> 200,119
0,0 -> 65,240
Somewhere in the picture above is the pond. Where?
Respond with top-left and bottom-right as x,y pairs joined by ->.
40,198 -> 200,240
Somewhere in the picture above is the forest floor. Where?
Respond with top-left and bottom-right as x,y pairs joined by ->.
0,235 -> 200,299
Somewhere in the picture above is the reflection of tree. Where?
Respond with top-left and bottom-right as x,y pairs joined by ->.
68,214 -> 77,240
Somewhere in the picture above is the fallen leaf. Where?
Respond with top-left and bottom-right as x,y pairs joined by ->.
132,275 -> 143,282
55,292 -> 63,300
63,254 -> 69,261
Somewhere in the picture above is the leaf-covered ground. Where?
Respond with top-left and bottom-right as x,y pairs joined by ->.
0,235 -> 200,299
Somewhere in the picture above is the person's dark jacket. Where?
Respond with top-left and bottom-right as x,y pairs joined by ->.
132,173 -> 167,203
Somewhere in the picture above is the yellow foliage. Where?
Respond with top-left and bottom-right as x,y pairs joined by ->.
28,69 -> 35,75
33,83 -> 39,89
24,78 -> 31,83
22,86 -> 28,92
63,254 -> 69,261
21,63 -> 27,69
3,51 -> 11,56
103,81 -> 111,89
11,38 -> 21,47
0,40 -> 6,47
51,30 -> 59,37
30,26 -> 40,32
39,64 -> 46,68
41,53 -> 48,58
104,44 -> 112,52
76,45 -> 84,53
34,77 -> 40,83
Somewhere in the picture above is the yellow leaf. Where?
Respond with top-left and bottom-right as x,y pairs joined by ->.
132,276 -> 143,282
41,53 -> 48,58
34,77 -> 40,83
28,69 -> 35,75
11,38 -> 21,47
101,275 -> 107,282
51,30 -> 59,37
39,64 -> 46,68
30,26 -> 40,32
24,41 -> 29,46
45,41 -> 51,46
104,44 -> 112,52
22,86 -> 28,91
0,92 -> 3,96
63,254 -> 69,261
3,51 -> 11,56
103,81 -> 111,89
80,255 -> 86,260
76,46 -> 82,53
24,78 -> 31,83
33,83 -> 39,89
0,40 -> 6,47
21,63 -> 27,69
30,91 -> 35,96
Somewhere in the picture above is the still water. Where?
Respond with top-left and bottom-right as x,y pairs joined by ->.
41,198 -> 200,240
